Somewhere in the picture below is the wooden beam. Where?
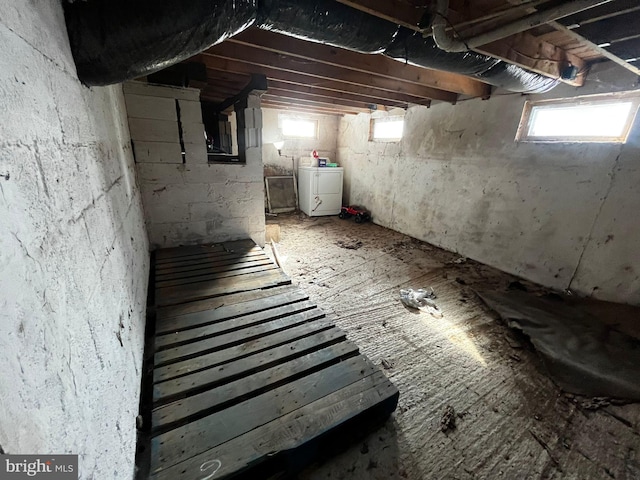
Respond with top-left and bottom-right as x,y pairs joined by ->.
570,9 -> 640,45
266,79 -> 411,109
264,88 -> 376,110
203,64 -> 425,107
214,74 -> 268,112
200,56 -> 441,106
261,99 -> 362,115
475,32 -> 587,86
231,29 -> 490,98
550,21 -> 640,76
262,94 -> 371,113
261,102 -> 351,116
203,42 -> 458,103
334,0 -> 427,30
205,69 -> 252,85
336,0 -> 590,86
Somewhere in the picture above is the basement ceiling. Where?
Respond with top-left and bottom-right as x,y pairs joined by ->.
149,0 -> 640,115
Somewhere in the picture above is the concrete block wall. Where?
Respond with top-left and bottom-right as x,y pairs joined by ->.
125,82 -> 207,165
337,63 -> 640,305
0,1 -> 149,478
127,86 -> 266,248
261,108 -> 340,176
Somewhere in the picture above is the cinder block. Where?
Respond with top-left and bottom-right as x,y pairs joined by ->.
124,81 -> 200,101
253,108 -> 263,129
178,99 -> 203,124
246,93 -> 261,109
133,141 -> 182,163
124,94 -> 176,121
128,118 -> 179,143
189,203 -> 225,222
136,163 -> 186,185
245,147 -> 262,165
184,142 -> 208,164
245,128 -> 260,148
181,122 -> 206,145
244,108 -> 255,129
145,203 -> 190,224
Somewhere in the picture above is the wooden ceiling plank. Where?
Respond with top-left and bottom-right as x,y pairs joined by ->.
550,21 -> 640,75
265,88 -> 377,110
333,0 -> 427,30
261,99 -> 363,115
202,42 -> 458,103
572,9 -> 640,45
262,93 -> 371,112
200,54 -> 444,105
605,36 -> 640,61
266,79 -> 412,108
261,102 -> 352,115
560,0 -> 640,27
231,29 -> 490,98
204,78 -> 250,92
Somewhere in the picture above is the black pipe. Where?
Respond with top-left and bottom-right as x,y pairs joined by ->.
64,0 -> 557,93
64,0 -> 258,86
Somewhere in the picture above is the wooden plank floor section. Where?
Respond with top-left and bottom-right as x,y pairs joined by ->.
143,240 -> 399,479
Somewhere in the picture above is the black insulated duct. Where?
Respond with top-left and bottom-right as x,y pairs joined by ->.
64,0 -> 258,86
385,29 -> 558,93
257,0 -> 400,54
64,0 -> 557,94
255,1 -> 557,94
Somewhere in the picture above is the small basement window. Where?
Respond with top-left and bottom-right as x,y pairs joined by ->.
516,92 -> 640,143
280,115 -> 318,139
370,116 -> 404,142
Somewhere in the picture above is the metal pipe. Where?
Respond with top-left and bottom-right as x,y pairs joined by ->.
433,0 -> 613,53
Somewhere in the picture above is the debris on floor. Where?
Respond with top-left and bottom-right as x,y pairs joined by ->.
271,214 -> 640,479
336,239 -> 363,250
477,289 -> 640,401
399,288 -> 443,318
508,280 -> 528,291
381,358 -> 393,370
529,430 -> 561,468
440,405 -> 456,432
448,256 -> 467,264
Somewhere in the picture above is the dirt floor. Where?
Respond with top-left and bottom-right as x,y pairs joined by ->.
263,213 -> 640,480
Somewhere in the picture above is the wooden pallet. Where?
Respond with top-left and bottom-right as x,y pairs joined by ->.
141,240 -> 399,479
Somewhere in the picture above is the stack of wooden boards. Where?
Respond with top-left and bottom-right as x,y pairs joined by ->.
142,239 -> 399,479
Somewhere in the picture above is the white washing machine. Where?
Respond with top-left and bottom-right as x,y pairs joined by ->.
297,166 -> 344,216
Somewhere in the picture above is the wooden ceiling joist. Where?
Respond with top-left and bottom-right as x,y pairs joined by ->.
262,93 -> 371,113
261,99 -> 364,116
263,89 -> 375,110
550,21 -> 640,76
335,0 -> 587,86
200,57 -> 439,106
334,0 -> 428,30
172,1 -> 640,114
261,102 -> 357,115
266,79 -> 412,109
202,42 -> 459,103
229,29 -> 490,98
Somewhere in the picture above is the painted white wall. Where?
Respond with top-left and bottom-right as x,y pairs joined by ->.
0,1 -> 149,478
337,63 -> 640,305
132,89 -> 266,248
261,108 -> 340,176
